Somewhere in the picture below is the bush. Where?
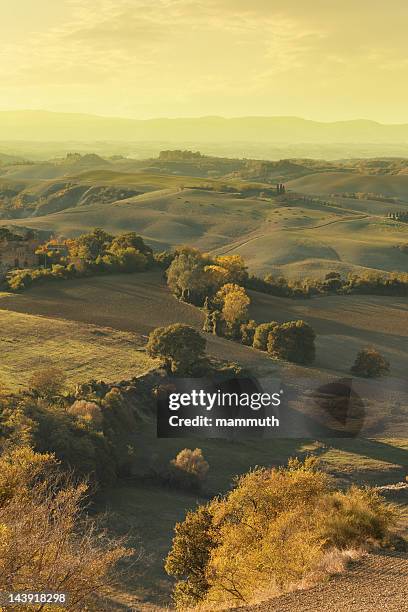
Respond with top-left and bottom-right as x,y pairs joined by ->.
320,486 -> 396,548
68,400 -> 103,428
171,448 -> 209,482
28,367 -> 67,399
0,447 -> 133,609
351,348 -> 390,378
151,464 -> 203,493
253,321 -> 279,351
267,320 -> 316,364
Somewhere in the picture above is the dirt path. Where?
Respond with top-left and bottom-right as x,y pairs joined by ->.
237,552 -> 408,612
287,213 -> 369,231
211,213 -> 370,256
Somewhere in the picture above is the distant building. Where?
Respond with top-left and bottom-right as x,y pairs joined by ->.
0,231 -> 41,276
46,243 -> 69,257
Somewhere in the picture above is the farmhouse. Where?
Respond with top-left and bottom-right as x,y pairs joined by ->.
0,229 -> 41,276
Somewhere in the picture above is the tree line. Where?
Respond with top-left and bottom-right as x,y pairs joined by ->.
6,229 -> 407,298
6,228 -> 154,291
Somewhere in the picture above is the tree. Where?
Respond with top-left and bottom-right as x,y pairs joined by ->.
351,348 -> 390,378
146,324 -> 206,374
320,272 -> 343,293
214,255 -> 248,284
165,505 -> 217,609
214,284 -> 250,338
166,247 -> 212,303
214,283 -> 246,306
28,367 -> 67,399
253,322 -> 279,351
69,228 -> 113,262
240,320 -> 258,346
0,447 -> 133,611
222,289 -> 250,334
105,247 -> 148,272
109,232 -> 153,259
166,458 -> 396,609
267,320 -> 316,364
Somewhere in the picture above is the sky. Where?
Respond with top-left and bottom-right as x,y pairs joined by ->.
1,0 -> 408,122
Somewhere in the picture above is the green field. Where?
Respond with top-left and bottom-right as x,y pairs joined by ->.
1,164 -> 408,279
0,307 -> 156,391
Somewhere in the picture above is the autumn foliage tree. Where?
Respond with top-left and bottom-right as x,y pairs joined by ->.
166,248 -> 248,305
0,447 -> 133,611
214,283 -> 250,338
165,458 -> 396,609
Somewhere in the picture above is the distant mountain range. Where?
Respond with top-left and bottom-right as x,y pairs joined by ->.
1,111 -> 408,143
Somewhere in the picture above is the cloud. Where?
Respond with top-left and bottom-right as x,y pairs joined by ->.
1,0 -> 408,119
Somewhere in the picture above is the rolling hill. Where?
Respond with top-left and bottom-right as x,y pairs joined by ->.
0,308 -> 156,392
2,183 -> 407,278
0,271 -> 406,428
0,270 -> 406,608
288,171 -> 408,200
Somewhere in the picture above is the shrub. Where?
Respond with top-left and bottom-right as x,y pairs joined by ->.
28,367 -> 67,399
267,320 -> 316,364
146,323 -> 206,375
351,348 -> 390,378
240,319 -> 258,346
68,400 -> 103,428
320,486 -> 397,548
171,448 -> 209,482
152,464 -> 203,493
253,321 -> 279,350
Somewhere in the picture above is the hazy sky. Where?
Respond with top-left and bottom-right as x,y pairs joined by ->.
1,0 -> 408,121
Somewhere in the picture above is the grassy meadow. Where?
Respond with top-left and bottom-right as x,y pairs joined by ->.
1,161 -> 408,279
0,308 -> 156,392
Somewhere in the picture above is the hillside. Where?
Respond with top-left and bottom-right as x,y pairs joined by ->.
288,171 -> 408,200
1,177 -> 407,278
0,270 -> 406,608
238,552 -> 408,612
0,271 -> 406,434
0,308 -> 156,391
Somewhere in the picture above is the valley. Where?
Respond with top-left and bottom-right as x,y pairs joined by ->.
0,149 -> 406,610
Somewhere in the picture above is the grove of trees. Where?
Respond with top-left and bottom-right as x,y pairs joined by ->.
8,229 -> 154,291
